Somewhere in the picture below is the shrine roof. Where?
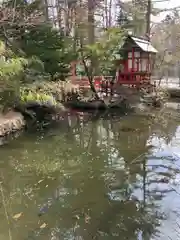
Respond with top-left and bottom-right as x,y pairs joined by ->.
130,36 -> 158,53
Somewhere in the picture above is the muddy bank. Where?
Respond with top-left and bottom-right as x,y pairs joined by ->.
0,101 -> 68,144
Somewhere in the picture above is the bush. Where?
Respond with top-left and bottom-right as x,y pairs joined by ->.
20,88 -> 58,106
18,80 -> 80,105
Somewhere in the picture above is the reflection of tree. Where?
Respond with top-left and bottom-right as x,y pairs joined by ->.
33,116 -> 175,240
0,112 -> 179,240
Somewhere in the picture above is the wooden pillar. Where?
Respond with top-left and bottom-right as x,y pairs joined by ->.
132,48 -> 134,71
132,48 -> 135,82
71,61 -> 76,77
137,58 -> 139,72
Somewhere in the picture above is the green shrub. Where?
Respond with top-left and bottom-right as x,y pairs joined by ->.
20,88 -> 57,106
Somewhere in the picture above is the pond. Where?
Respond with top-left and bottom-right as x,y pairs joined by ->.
0,109 -> 180,240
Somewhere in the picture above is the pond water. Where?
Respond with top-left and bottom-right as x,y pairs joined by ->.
1,109 -> 180,240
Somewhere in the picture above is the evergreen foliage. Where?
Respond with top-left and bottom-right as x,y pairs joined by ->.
20,24 -> 74,80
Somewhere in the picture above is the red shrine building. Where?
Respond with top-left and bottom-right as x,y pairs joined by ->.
116,35 -> 158,86
70,34 -> 158,89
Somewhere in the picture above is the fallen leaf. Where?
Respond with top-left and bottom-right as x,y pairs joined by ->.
40,223 -> 47,229
38,179 -> 44,184
85,214 -> 91,224
47,176 -> 52,179
12,212 -> 23,220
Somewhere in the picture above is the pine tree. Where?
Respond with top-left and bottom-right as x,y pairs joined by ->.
19,24 -> 74,80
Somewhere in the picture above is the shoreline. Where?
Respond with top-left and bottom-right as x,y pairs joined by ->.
0,86 -> 176,146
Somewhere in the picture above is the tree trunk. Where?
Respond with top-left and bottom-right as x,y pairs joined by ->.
56,0 -> 62,29
64,0 -> 69,35
80,55 -> 100,100
145,0 -> 151,40
108,0 -> 113,27
104,0 -> 108,28
87,0 -> 95,45
82,60 -> 100,99
87,0 -> 97,74
43,0 -> 49,22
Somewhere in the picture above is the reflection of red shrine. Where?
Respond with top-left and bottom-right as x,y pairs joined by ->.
70,35 -> 158,89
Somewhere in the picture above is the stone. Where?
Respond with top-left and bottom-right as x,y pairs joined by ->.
0,111 -> 25,137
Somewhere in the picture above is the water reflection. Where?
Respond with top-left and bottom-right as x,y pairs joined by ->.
0,111 -> 180,239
